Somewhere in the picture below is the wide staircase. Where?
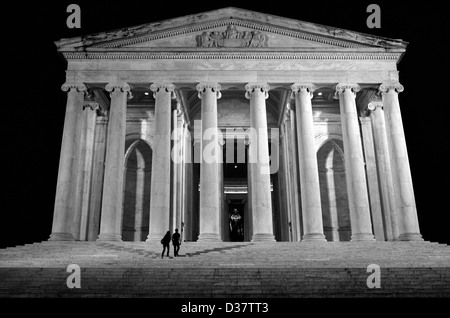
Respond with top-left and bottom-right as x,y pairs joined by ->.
0,241 -> 449,297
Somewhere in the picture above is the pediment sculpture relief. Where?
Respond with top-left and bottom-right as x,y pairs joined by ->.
196,24 -> 267,48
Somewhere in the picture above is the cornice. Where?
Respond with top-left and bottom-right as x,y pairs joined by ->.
62,51 -> 402,61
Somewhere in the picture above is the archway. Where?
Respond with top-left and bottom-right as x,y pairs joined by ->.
122,139 -> 152,241
317,139 -> 351,241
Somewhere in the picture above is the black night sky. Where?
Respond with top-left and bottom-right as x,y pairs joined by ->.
2,1 -> 449,248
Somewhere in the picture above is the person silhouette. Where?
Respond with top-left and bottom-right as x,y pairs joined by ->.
161,231 -> 171,259
172,229 -> 181,257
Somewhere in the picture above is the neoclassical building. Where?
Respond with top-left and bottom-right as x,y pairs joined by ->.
51,7 -> 422,243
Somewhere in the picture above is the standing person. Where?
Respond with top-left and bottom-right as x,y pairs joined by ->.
172,229 -> 181,257
161,231 -> 171,259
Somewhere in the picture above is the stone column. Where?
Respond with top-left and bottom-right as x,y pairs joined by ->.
278,127 -> 290,240
379,83 -> 423,241
183,124 -> 193,242
180,121 -> 187,242
245,138 -> 253,241
368,101 -> 398,240
288,106 -> 303,242
87,115 -> 108,241
197,83 -> 222,242
171,107 -> 179,232
291,84 -> 326,242
359,116 -> 384,241
218,136 -> 225,241
335,83 -> 375,241
50,83 -> 86,241
245,83 -> 276,242
146,83 -> 175,242
281,119 -> 293,241
97,82 -> 132,241
78,102 -> 98,241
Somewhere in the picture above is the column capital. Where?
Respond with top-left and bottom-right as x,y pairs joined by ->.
150,82 -> 176,99
367,101 -> 384,111
379,82 -> 404,94
245,83 -> 270,99
61,82 -> 87,93
291,83 -> 316,99
105,82 -> 133,99
334,83 -> 361,97
83,101 -> 99,111
196,82 -> 222,100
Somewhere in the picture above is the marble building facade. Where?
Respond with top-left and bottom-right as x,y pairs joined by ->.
50,7 -> 422,243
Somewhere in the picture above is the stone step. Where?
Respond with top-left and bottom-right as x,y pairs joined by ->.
1,241 -> 449,297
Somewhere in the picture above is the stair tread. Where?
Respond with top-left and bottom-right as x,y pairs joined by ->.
1,241 -> 449,297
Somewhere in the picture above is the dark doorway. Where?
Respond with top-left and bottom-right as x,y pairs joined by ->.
223,138 -> 248,242
229,202 -> 244,241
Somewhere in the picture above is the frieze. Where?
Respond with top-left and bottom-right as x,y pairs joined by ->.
196,24 -> 267,48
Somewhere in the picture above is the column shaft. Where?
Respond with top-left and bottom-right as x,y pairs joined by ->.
288,108 -> 303,242
292,84 -> 326,241
147,83 -> 175,242
281,119 -> 293,241
380,83 -> 422,241
336,84 -> 375,241
50,83 -> 86,241
78,104 -> 98,240
197,83 -> 222,242
369,102 -> 398,240
88,116 -> 107,241
97,83 -> 131,241
279,127 -> 291,240
246,83 -> 275,242
360,116 -> 384,241
246,143 -> 254,241
171,108 -> 178,232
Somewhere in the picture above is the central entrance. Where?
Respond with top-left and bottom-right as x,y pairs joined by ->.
222,139 -> 250,242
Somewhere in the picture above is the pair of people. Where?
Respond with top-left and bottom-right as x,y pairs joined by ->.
161,229 -> 181,259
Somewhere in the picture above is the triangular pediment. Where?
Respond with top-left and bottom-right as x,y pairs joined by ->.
118,21 -> 345,49
56,7 -> 407,54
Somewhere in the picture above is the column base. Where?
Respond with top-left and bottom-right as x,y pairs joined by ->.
48,232 -> 74,241
251,233 -> 276,242
146,234 -> 165,243
398,233 -> 423,241
97,233 -> 122,242
197,233 -> 222,242
351,233 -> 376,242
302,233 -> 327,242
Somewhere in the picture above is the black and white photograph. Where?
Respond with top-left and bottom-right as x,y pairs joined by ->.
1,0 -> 449,310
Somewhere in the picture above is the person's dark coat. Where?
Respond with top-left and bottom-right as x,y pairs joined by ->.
161,232 -> 171,245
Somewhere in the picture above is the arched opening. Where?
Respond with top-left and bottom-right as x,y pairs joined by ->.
317,139 -> 351,241
122,139 -> 152,241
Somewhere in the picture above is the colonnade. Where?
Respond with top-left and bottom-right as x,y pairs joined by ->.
50,81 -> 422,242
